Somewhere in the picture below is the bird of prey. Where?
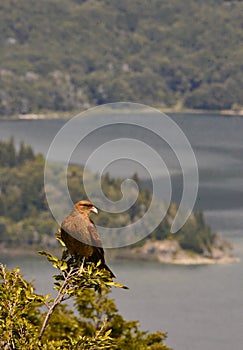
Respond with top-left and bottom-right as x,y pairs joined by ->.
60,200 -> 115,277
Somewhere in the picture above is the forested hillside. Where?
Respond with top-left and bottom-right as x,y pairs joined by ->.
0,139 -> 218,255
0,0 -> 242,117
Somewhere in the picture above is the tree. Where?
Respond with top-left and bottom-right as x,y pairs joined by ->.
0,245 -> 172,349
18,141 -> 35,165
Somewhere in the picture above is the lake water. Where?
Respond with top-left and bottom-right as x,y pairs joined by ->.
1,112 -> 243,350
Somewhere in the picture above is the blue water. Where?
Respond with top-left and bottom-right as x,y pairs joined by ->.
1,112 -> 243,350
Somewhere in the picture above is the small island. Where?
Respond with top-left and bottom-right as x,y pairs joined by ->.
112,237 -> 238,265
0,139 -> 239,265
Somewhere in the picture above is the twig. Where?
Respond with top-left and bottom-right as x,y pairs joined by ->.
38,259 -> 85,341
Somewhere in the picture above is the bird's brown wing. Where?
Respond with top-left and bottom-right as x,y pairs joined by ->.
87,222 -> 115,277
87,222 -> 103,248
61,210 -> 93,246
87,222 -> 105,262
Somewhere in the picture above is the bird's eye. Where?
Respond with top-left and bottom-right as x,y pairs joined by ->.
82,203 -> 92,208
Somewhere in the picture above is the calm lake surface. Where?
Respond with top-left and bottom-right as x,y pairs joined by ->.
1,112 -> 243,350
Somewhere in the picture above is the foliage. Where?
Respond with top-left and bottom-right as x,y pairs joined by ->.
0,0 -> 242,116
0,264 -> 44,349
0,248 -> 172,349
151,204 -> 216,254
0,137 -> 34,167
0,139 -> 57,248
74,287 -> 170,350
174,210 -> 216,254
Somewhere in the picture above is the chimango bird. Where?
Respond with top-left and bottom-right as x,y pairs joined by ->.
60,200 -> 115,277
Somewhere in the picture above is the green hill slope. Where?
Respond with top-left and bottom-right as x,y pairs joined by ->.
0,0 -> 242,116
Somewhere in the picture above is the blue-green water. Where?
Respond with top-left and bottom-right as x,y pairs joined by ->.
1,113 -> 243,349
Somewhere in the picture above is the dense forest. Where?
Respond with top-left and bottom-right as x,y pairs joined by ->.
0,0 -> 242,117
0,139 -> 217,255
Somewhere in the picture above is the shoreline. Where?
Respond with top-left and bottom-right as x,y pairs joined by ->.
109,250 -> 239,266
0,107 -> 243,121
108,239 -> 239,266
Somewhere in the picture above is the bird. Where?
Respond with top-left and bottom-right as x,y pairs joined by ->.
60,200 -> 115,278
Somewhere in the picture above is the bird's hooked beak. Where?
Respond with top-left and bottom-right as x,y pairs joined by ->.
91,206 -> 99,215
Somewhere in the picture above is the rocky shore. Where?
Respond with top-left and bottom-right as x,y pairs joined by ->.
113,239 -> 239,265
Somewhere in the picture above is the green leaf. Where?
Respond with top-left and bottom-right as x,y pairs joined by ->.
59,262 -> 68,271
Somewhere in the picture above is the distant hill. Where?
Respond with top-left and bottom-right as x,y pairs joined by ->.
0,0 -> 242,116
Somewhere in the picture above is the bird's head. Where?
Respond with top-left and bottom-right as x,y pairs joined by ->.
75,200 -> 99,216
